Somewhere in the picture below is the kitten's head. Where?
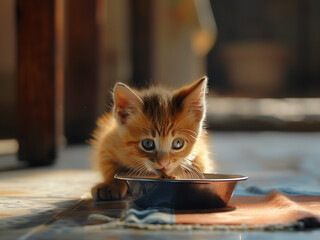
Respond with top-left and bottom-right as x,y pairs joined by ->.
113,77 -> 207,178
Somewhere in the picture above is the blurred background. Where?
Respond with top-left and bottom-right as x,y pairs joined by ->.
0,0 -> 320,166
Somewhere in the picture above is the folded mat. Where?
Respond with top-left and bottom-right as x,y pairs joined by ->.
88,190 -> 320,231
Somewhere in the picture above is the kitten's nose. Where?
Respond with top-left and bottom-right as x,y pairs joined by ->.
159,159 -> 169,168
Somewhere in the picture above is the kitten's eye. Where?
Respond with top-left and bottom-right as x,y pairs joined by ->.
141,139 -> 155,151
172,138 -> 184,150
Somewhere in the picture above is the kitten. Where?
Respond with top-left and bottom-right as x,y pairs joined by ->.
90,76 -> 213,201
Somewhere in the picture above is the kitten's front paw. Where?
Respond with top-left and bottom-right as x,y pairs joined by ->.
91,180 -> 127,201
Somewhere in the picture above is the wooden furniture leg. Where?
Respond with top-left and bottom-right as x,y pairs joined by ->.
17,0 -> 57,166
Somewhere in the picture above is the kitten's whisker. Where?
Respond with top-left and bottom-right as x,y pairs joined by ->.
191,161 -> 202,170
178,131 -> 197,140
175,114 -> 195,129
141,168 -> 149,177
127,166 -> 138,176
188,164 -> 205,179
178,168 -> 183,179
178,164 -> 188,177
136,164 -> 149,177
175,167 -> 183,179
194,146 -> 212,155
175,167 -> 181,179
130,167 -> 140,176
189,169 -> 196,179
184,136 -> 191,144
189,165 -> 204,179
141,166 -> 149,176
180,167 -> 188,179
175,115 -> 194,128
180,164 -> 195,179
131,102 -> 152,127
126,162 -> 145,177
179,129 -> 198,137
131,163 -> 146,177
183,132 -> 197,141
192,143 -> 212,154
176,131 -> 198,144
181,162 -> 204,179
136,167 -> 145,177
126,169 -> 134,176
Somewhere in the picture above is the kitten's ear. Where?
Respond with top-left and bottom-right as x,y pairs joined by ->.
174,76 -> 208,122
113,83 -> 143,125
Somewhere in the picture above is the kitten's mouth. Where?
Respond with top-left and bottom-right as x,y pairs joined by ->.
156,169 -> 170,179
156,168 -> 168,175
157,168 -> 167,172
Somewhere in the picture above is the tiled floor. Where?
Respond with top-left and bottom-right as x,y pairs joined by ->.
0,132 -> 320,239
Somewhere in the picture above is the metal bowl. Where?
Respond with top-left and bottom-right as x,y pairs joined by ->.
114,173 -> 248,210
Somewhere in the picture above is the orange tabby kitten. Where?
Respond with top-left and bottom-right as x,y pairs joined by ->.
90,77 -> 213,201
